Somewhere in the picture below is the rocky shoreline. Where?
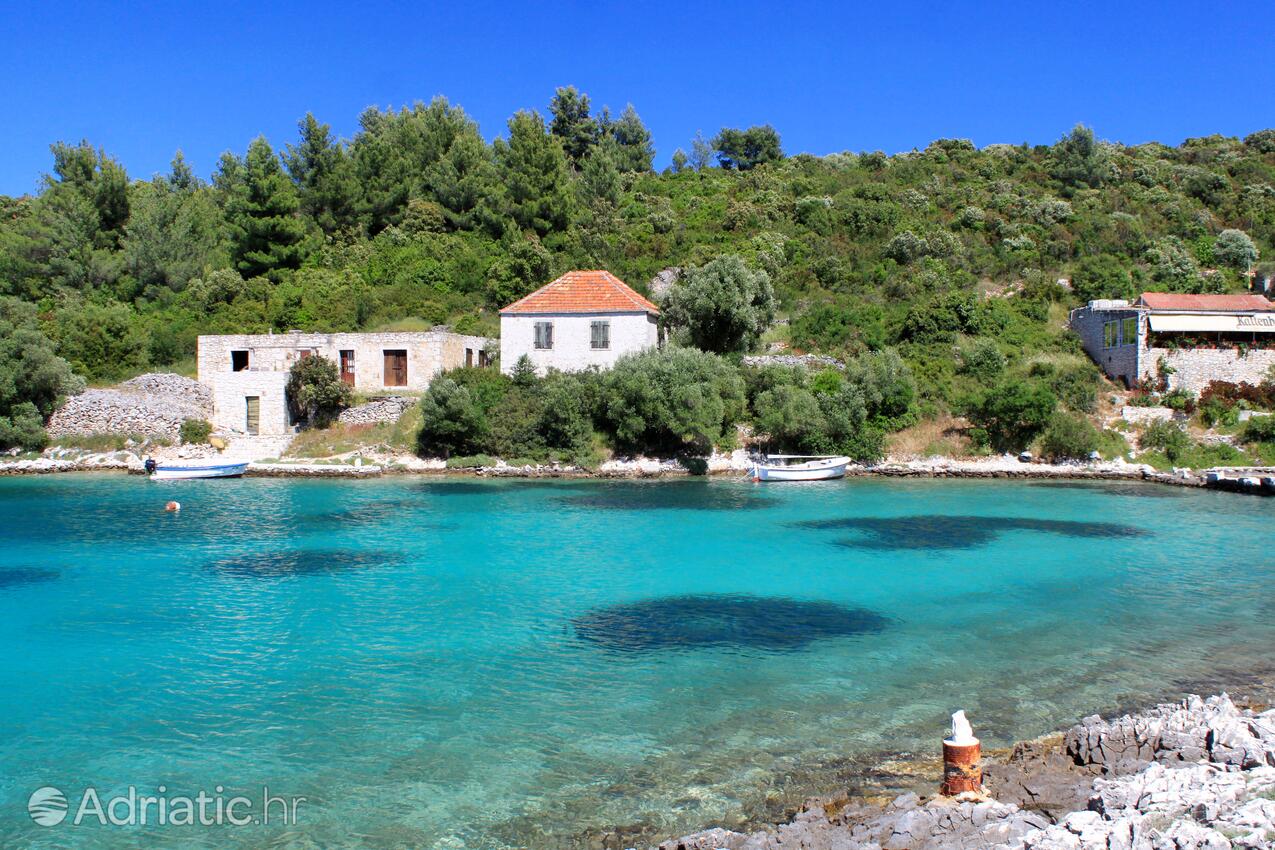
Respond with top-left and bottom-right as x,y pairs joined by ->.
0,448 -> 1210,491
653,691 -> 1275,850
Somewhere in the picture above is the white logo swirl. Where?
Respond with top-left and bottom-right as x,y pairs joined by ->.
28,786 -> 68,827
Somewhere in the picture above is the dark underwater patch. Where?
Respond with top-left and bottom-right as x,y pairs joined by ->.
560,483 -> 778,512
207,549 -> 401,578
572,594 -> 889,652
1026,481 -> 1186,499
295,501 -> 452,528
795,515 -> 1149,551
414,480 -> 592,496
0,567 -> 59,588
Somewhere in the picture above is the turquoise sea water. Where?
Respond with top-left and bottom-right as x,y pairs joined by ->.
0,475 -> 1272,848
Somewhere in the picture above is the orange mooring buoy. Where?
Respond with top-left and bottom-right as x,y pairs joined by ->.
164,501 -> 181,513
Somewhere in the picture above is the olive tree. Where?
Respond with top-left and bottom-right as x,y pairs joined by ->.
1213,229 -> 1259,272
662,255 -> 775,354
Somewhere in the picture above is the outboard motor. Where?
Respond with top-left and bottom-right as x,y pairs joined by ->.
144,458 -> 157,474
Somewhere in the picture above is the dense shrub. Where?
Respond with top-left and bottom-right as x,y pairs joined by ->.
285,355 -> 352,427
179,418 -> 212,444
1241,414 -> 1275,443
1140,420 -> 1192,461
1029,359 -> 1100,413
603,347 -> 745,454
417,377 -> 489,457
968,378 -> 1057,452
1039,413 -> 1099,461
0,298 -> 85,450
959,339 -> 1006,382
746,351 -> 913,461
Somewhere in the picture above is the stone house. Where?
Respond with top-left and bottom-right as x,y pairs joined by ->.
197,330 -> 491,435
499,270 -> 660,375
1069,292 -> 1275,392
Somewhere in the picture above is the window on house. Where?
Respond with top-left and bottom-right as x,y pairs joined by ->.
1104,321 -> 1119,349
1121,317 -> 1138,346
465,348 -> 474,368
590,320 -> 610,350
534,322 -> 554,350
383,350 -> 408,386
231,350 -> 249,371
478,350 -> 490,367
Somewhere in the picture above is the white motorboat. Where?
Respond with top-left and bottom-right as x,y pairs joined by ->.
749,454 -> 851,482
146,459 -> 248,480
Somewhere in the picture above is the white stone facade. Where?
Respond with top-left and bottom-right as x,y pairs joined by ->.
499,312 -> 659,375
1148,346 -> 1275,393
198,330 -> 491,435
207,371 -> 291,436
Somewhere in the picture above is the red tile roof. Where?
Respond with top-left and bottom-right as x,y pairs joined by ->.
501,270 -> 659,316
1136,292 -> 1275,312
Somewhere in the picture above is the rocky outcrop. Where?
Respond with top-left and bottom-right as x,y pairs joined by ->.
1065,694 -> 1275,773
648,268 -> 681,303
47,373 -> 212,442
337,396 -> 414,426
658,694 -> 1275,850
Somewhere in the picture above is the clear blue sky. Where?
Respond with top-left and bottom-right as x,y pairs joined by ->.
2,0 -> 1273,195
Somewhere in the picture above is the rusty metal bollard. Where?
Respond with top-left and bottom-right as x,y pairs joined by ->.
941,710 -> 982,796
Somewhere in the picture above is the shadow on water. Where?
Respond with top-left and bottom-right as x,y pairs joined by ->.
0,567 -> 59,589
792,515 -> 1149,550
560,482 -> 778,512
572,594 -> 889,653
1026,481 -> 1187,499
294,502 -> 457,531
206,549 -> 402,578
413,480 -> 595,496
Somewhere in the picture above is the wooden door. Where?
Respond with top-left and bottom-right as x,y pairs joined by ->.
340,350 -> 355,385
383,350 -> 407,386
245,396 -> 260,435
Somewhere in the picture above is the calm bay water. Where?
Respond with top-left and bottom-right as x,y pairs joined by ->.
0,474 -> 1271,848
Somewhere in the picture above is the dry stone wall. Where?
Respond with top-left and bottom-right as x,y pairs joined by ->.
337,397 -> 415,426
47,374 -> 212,442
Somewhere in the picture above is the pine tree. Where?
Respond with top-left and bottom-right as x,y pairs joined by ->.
284,113 -> 357,234
549,86 -> 598,164
609,104 -> 654,172
494,111 -> 574,237
225,136 -> 307,280
168,150 -> 197,192
426,131 -> 497,230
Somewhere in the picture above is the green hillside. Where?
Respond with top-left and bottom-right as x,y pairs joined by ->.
2,88 -> 1274,459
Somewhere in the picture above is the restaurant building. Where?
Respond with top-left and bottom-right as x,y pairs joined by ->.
1069,292 -> 1275,391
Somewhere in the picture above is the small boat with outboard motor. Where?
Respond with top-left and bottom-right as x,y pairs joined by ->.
144,458 -> 249,480
749,454 -> 851,482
